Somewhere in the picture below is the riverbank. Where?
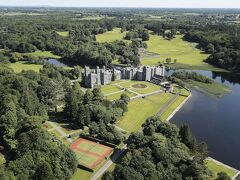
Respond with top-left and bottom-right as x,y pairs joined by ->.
165,91 -> 192,122
206,157 -> 240,179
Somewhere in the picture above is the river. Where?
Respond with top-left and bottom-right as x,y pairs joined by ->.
168,70 -> 240,169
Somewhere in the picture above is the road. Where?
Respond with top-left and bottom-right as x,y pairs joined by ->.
91,144 -> 127,180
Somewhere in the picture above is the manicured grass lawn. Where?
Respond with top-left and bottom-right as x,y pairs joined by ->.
96,28 -> 127,43
72,168 -> 93,180
101,84 -> 122,94
10,61 -> 43,73
23,50 -> 61,59
117,93 -> 174,132
105,91 -> 136,100
56,31 -> 69,37
188,80 -> 231,98
118,80 -> 162,94
205,159 -> 238,178
160,95 -> 187,121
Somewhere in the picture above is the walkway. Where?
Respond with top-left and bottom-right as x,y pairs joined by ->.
156,89 -> 181,117
47,121 -> 73,143
91,144 -> 127,180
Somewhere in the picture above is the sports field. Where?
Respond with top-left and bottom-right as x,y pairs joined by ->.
117,93 -> 174,132
70,138 -> 113,169
96,28 -> 127,43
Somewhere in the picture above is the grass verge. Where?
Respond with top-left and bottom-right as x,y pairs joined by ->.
205,159 -> 238,178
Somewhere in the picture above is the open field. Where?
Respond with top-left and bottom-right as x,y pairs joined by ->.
0,12 -> 44,16
101,84 -> 122,94
56,31 -> 69,37
141,35 -> 215,69
72,168 -> 93,180
105,91 -> 136,100
117,93 -> 174,132
70,138 -> 113,169
96,28 -> 127,43
10,61 -> 43,73
22,50 -> 61,59
118,80 -> 162,94
188,80 -> 231,98
205,159 -> 238,178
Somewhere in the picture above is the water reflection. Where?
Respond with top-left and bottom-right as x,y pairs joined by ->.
168,69 -> 240,169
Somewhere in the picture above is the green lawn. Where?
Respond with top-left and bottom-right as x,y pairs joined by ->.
160,95 -> 187,121
106,91 -> 136,100
141,35 -> 223,71
72,168 -> 93,180
205,159 -> 238,178
56,31 -> 69,37
96,28 -> 127,43
10,61 -> 43,73
23,50 -> 61,59
117,93 -> 174,132
118,80 -> 162,94
101,84 -> 122,94
188,80 -> 231,98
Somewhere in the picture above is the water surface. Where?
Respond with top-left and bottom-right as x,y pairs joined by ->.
169,70 -> 240,169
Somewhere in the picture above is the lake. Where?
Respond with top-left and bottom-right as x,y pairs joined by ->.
168,70 -> 240,169
42,58 -> 68,67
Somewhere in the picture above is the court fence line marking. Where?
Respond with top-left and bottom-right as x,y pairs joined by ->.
71,138 -> 114,169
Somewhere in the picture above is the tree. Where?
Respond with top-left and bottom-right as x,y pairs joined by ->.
216,172 -> 231,180
166,58 -> 172,64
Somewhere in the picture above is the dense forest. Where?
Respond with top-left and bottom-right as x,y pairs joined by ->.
103,117 -> 210,179
0,63 -> 78,179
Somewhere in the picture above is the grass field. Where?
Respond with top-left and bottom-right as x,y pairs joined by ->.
118,80 -> 162,94
23,50 -> 61,59
205,159 -> 238,178
105,91 -> 136,100
56,31 -> 69,37
188,80 -> 231,98
101,84 -> 122,94
141,35 -> 217,70
96,28 -> 127,43
70,138 -> 113,169
117,93 -> 174,132
10,61 -> 43,73
160,95 -> 187,121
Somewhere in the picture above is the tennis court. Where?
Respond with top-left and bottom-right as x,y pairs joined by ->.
70,138 -> 113,169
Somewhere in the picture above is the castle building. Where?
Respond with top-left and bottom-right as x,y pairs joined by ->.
84,65 -> 165,88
